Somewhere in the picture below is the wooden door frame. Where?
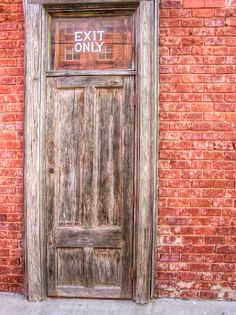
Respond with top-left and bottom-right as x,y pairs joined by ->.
23,0 -> 158,304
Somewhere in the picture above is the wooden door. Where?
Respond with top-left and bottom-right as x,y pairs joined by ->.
46,75 -> 134,298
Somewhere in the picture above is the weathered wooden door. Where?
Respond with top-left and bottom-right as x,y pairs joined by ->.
24,0 -> 155,303
45,75 -> 134,298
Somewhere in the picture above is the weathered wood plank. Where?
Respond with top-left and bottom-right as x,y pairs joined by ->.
97,88 -> 113,225
58,88 -> 84,225
24,1 -> 44,301
84,247 -> 94,288
82,87 -> 96,227
94,249 -> 121,285
46,70 -> 135,77
121,76 -> 134,298
57,76 -> 123,88
111,88 -> 122,226
57,248 -> 84,286
56,227 -> 122,247
46,78 -> 58,297
135,0 -> 154,304
96,87 -> 124,226
56,286 -> 121,298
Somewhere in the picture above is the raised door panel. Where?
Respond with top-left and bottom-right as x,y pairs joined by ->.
46,76 -> 134,298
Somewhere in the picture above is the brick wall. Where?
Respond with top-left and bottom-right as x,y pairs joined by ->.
0,0 -> 235,300
158,0 -> 236,300
0,0 -> 24,292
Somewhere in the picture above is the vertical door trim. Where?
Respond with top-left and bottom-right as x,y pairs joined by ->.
23,0 -> 158,303
135,0 -> 158,304
23,1 -> 45,301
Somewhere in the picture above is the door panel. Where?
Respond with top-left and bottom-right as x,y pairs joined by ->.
46,76 -> 134,298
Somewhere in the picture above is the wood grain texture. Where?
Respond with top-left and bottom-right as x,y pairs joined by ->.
46,70 -> 135,77
58,89 -> 84,225
97,87 -> 123,226
82,86 -> 96,227
57,76 -> 123,88
56,286 -> 121,298
23,1 -> 44,301
94,249 -> 121,285
121,76 -> 134,298
56,227 -> 122,247
57,248 -> 84,285
84,247 -> 94,288
46,76 -> 134,298
46,78 -> 57,297
135,0 -> 154,304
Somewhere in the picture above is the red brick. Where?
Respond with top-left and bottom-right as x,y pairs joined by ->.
182,37 -> 204,46
167,199 -> 190,207
190,199 -> 211,207
224,152 -> 236,160
192,27 -> 214,36
213,46 -> 229,55
161,0 -> 182,8
226,17 -> 236,26
180,189 -> 201,198
204,56 -> 225,64
160,37 -> 181,46
205,237 -> 225,244
165,217 -> 189,226
200,291 -> 218,299
227,38 -> 236,46
192,9 -> 215,17
181,18 -> 203,27
189,264 -> 211,272
159,254 -> 180,262
205,0 -> 225,7
183,0 -> 204,8
169,179 -> 191,188
224,255 -> 236,263
205,37 -> 226,46
192,46 -> 214,55
215,246 -> 236,254
213,84 -> 235,93
170,9 -> 192,18
204,17 -> 225,26
160,9 -> 171,17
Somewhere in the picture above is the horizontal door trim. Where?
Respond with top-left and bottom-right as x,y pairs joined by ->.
56,227 -> 123,248
56,286 -> 122,299
46,70 -> 136,77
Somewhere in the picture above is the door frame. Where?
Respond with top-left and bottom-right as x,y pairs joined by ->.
23,0 -> 158,304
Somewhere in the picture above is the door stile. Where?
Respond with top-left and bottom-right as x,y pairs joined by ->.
45,78 -> 57,296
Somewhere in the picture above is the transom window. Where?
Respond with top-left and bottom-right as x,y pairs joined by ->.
51,16 -> 133,70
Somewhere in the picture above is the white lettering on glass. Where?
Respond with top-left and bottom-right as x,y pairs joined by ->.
74,31 -> 83,41
74,30 -> 105,54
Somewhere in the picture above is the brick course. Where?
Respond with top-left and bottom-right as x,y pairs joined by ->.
0,0 -> 235,300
